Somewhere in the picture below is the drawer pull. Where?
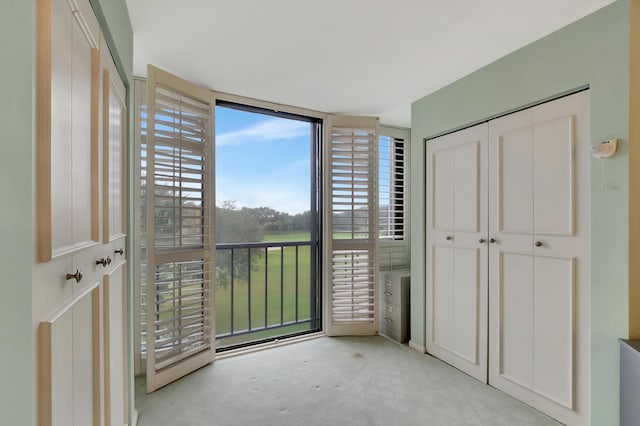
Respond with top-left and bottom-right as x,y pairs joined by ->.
96,257 -> 112,267
114,248 -> 124,256
384,291 -> 393,296
65,269 -> 83,283
385,318 -> 393,323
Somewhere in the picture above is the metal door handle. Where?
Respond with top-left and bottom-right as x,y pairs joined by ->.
65,269 -> 83,283
535,241 -> 543,247
446,236 -> 453,241
114,249 -> 124,256
489,238 -> 497,243
479,238 -> 486,244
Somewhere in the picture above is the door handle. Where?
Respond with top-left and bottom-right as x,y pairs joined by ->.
446,236 -> 453,241
535,241 -> 543,247
489,238 -> 497,244
479,238 -> 486,244
114,248 -> 124,256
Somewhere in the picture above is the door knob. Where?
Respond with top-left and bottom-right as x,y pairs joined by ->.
489,238 -> 496,243
114,249 -> 124,256
479,238 -> 486,244
535,241 -> 543,247
446,236 -> 453,241
96,258 -> 109,267
65,269 -> 83,283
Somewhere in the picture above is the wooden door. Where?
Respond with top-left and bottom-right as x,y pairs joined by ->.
488,91 -> 590,425
426,123 -> 488,382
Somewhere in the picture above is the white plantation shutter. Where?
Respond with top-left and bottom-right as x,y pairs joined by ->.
378,127 -> 409,270
146,65 -> 216,392
325,115 -> 379,336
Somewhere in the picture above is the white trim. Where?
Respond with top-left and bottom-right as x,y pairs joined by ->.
409,340 -> 426,353
216,332 -> 327,360
214,91 -> 327,120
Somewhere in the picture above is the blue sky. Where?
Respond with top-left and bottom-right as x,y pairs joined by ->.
215,106 -> 311,214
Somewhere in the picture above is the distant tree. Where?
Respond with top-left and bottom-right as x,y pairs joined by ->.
215,201 -> 264,288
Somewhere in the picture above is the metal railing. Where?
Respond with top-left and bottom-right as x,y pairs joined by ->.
215,240 -> 318,346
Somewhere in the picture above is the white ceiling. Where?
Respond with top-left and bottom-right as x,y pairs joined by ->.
125,0 -> 614,127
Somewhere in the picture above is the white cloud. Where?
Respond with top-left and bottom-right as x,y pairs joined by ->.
218,185 -> 310,215
216,118 -> 309,147
216,160 -> 311,214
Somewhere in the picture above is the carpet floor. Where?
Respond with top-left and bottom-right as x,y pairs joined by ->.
135,335 -> 560,426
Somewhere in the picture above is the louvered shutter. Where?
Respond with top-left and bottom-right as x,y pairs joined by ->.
378,127 -> 409,270
325,115 -> 379,336
146,65 -> 216,392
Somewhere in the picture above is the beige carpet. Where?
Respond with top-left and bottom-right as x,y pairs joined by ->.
136,336 -> 560,426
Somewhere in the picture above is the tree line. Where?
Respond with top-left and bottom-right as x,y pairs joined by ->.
216,201 -> 310,243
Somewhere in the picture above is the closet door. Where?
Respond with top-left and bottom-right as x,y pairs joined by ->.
39,282 -> 101,426
36,1 -> 105,425
488,91 -> 590,425
103,261 -> 128,426
426,124 -> 488,382
101,34 -> 129,426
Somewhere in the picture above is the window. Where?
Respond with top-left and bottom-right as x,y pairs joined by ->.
378,126 -> 410,270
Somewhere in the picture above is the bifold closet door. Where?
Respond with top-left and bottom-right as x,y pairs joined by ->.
488,91 -> 590,426
426,123 -> 488,382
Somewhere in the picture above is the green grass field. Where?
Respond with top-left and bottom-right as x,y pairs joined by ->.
214,231 -> 316,347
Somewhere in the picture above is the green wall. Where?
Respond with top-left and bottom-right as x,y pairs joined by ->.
0,1 -> 36,425
410,1 -> 630,423
91,0 -> 134,84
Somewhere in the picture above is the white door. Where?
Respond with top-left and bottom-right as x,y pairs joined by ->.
35,0 -> 129,424
103,261 -> 128,426
101,34 -> 129,426
39,283 -> 101,426
488,91 -> 590,425
35,0 -> 103,425
426,123 -> 489,382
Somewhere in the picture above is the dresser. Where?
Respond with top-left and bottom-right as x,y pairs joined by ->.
380,269 -> 410,343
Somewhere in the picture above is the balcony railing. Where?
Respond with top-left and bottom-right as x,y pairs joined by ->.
215,240 -> 318,349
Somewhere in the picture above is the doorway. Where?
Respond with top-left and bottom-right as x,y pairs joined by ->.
214,101 -> 322,350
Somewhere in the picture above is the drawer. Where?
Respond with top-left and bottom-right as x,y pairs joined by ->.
383,276 -> 402,305
381,302 -> 402,333
382,326 -> 403,343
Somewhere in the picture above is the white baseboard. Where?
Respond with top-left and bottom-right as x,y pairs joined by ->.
409,340 -> 426,353
131,408 -> 139,426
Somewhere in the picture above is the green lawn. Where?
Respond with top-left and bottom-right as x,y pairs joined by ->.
214,231 -> 316,347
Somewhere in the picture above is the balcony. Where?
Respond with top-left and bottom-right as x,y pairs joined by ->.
215,239 -> 319,350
